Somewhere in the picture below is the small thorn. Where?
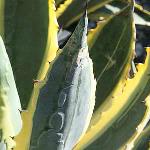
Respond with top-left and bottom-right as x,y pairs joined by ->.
20,109 -> 28,112
98,17 -> 105,22
83,0 -> 88,16
136,127 -> 138,131
141,100 -> 145,103
33,79 -> 42,84
59,25 -> 63,30
85,0 -> 88,10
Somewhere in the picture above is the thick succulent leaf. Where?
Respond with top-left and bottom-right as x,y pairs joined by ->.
0,0 -> 4,37
120,94 -> 150,150
134,13 -> 150,26
29,12 -> 96,150
57,0 -> 114,27
109,1 -> 150,26
132,120 -> 150,149
37,0 -> 59,81
109,2 -> 150,26
82,67 -> 150,150
76,6 -> 135,149
88,5 -> 135,112
88,2 -> 150,26
87,0 -> 126,22
56,0 -> 73,20
135,3 -> 150,19
74,47 -> 150,149
0,36 -> 22,149
80,95 -> 146,150
13,1 -> 59,150
4,0 -> 53,109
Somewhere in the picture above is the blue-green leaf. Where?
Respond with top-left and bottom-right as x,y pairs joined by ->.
30,12 -> 96,150
0,36 -> 22,149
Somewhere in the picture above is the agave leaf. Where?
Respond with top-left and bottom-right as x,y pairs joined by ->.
57,0 -> 114,27
0,0 -> 4,37
0,36 -> 22,149
134,13 -> 150,26
87,15 -> 112,50
4,0 -> 54,109
56,0 -> 73,20
88,7 -> 114,21
74,47 -> 150,149
88,1 -> 150,26
36,0 -> 59,81
108,2 -> 150,26
109,1 -> 150,26
87,4 -> 135,112
87,1 -> 126,25
120,94 -> 150,150
79,95 -> 145,150
13,1 -> 59,150
29,12 -> 96,150
132,120 -> 150,149
74,5 -> 135,149
135,3 -> 150,18
134,3 -> 150,26
82,58 -> 150,149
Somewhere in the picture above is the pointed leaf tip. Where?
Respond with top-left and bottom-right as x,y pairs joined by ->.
30,10 -> 96,150
63,11 -> 88,52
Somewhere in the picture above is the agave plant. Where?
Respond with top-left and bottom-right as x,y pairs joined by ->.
0,0 -> 150,150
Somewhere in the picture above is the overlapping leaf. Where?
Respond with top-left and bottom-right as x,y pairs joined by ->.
121,94 -> 150,150
132,120 -> 150,150
83,99 -> 146,150
13,1 -> 59,150
0,36 -> 22,150
88,1 -> 150,26
134,3 -> 150,26
29,12 -> 96,150
74,4 -> 136,150
74,47 -> 150,149
4,0 -> 53,109
57,0 -> 114,27
80,48 -> 150,149
88,4 -> 135,112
